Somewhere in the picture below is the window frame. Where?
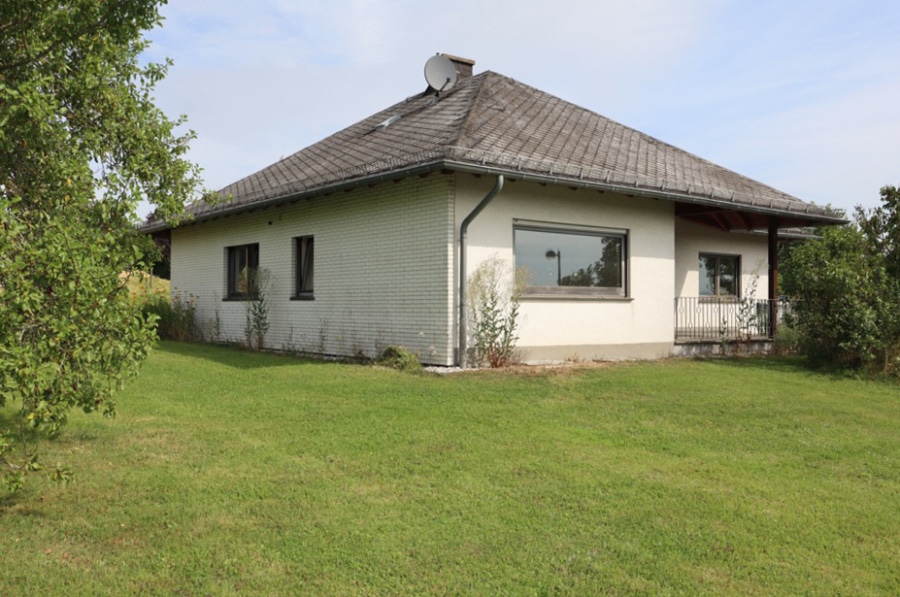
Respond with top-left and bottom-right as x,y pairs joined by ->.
698,252 -> 741,299
293,235 -> 315,300
225,243 -> 259,300
513,222 -> 629,298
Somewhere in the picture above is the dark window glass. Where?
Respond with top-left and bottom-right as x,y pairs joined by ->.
227,243 -> 259,298
295,236 -> 314,297
699,253 -> 740,297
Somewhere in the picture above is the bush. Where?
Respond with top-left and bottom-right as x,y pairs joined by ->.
467,258 -> 523,368
142,293 -> 198,341
376,346 -> 423,373
244,269 -> 270,351
782,194 -> 900,376
773,323 -> 801,356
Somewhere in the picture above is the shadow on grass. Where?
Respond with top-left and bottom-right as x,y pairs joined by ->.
698,354 -> 883,383
0,407 -> 87,449
695,354 -> 810,373
0,409 -> 51,515
153,339 -> 366,371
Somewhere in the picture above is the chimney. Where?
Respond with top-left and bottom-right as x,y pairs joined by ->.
442,54 -> 475,78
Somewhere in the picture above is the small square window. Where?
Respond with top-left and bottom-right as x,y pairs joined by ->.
295,236 -> 314,298
226,243 -> 259,299
699,253 -> 740,298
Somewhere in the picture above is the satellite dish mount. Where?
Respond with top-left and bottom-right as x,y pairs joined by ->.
424,54 -> 458,102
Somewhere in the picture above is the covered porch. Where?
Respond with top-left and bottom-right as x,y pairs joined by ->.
672,200 -> 843,344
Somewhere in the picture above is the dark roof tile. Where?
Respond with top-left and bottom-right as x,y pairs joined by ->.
171,69 -> 844,227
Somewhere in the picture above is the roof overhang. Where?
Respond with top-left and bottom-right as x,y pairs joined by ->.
140,160 -> 448,233
141,159 -> 848,234
672,202 -> 846,231
443,161 -> 849,230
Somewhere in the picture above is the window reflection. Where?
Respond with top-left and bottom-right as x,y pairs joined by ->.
699,253 -> 739,297
227,243 -> 259,298
514,226 -> 626,296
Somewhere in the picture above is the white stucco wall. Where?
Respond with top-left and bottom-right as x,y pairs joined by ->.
170,175 -> 456,364
456,176 -> 676,362
170,171 -> 776,367
674,219 -> 769,300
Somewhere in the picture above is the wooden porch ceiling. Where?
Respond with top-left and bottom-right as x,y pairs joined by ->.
674,202 -> 835,232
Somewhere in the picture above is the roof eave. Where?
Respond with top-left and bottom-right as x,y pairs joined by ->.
140,158 -> 848,233
139,160 -> 450,233
442,161 -> 849,227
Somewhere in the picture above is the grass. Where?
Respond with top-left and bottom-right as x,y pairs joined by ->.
2,343 -> 898,595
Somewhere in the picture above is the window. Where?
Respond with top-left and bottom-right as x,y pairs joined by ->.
699,253 -> 739,297
294,236 -> 314,298
514,224 -> 627,297
226,243 -> 259,299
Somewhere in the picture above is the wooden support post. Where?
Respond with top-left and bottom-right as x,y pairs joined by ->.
768,218 -> 779,338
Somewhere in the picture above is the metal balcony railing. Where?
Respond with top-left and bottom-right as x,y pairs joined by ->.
675,297 -> 791,341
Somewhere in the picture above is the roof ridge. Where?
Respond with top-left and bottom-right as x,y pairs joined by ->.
445,71 -> 493,153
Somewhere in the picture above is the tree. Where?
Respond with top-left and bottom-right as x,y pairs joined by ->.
781,187 -> 900,375
857,185 -> 900,277
1,1 -> 200,494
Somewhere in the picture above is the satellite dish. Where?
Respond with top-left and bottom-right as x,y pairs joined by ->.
424,55 -> 458,94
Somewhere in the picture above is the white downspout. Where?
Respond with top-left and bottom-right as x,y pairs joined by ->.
458,175 -> 504,367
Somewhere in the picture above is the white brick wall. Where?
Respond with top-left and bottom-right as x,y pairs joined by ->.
170,171 -> 773,365
171,175 -> 456,365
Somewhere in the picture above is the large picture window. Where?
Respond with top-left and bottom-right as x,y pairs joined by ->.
226,243 -> 259,299
699,253 -> 739,297
294,236 -> 314,299
514,224 -> 627,297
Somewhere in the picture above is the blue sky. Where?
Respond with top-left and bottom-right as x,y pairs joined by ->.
143,0 -> 899,218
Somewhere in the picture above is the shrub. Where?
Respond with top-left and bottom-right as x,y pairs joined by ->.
782,219 -> 900,375
467,258 -> 524,368
376,346 -> 422,373
142,292 -> 198,341
773,323 -> 801,356
244,269 -> 271,351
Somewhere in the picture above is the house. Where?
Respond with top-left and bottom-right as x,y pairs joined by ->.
145,54 -> 846,366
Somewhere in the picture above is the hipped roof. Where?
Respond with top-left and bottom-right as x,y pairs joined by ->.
146,68 -> 847,232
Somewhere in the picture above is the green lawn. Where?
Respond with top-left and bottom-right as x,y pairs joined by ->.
2,343 -> 898,595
